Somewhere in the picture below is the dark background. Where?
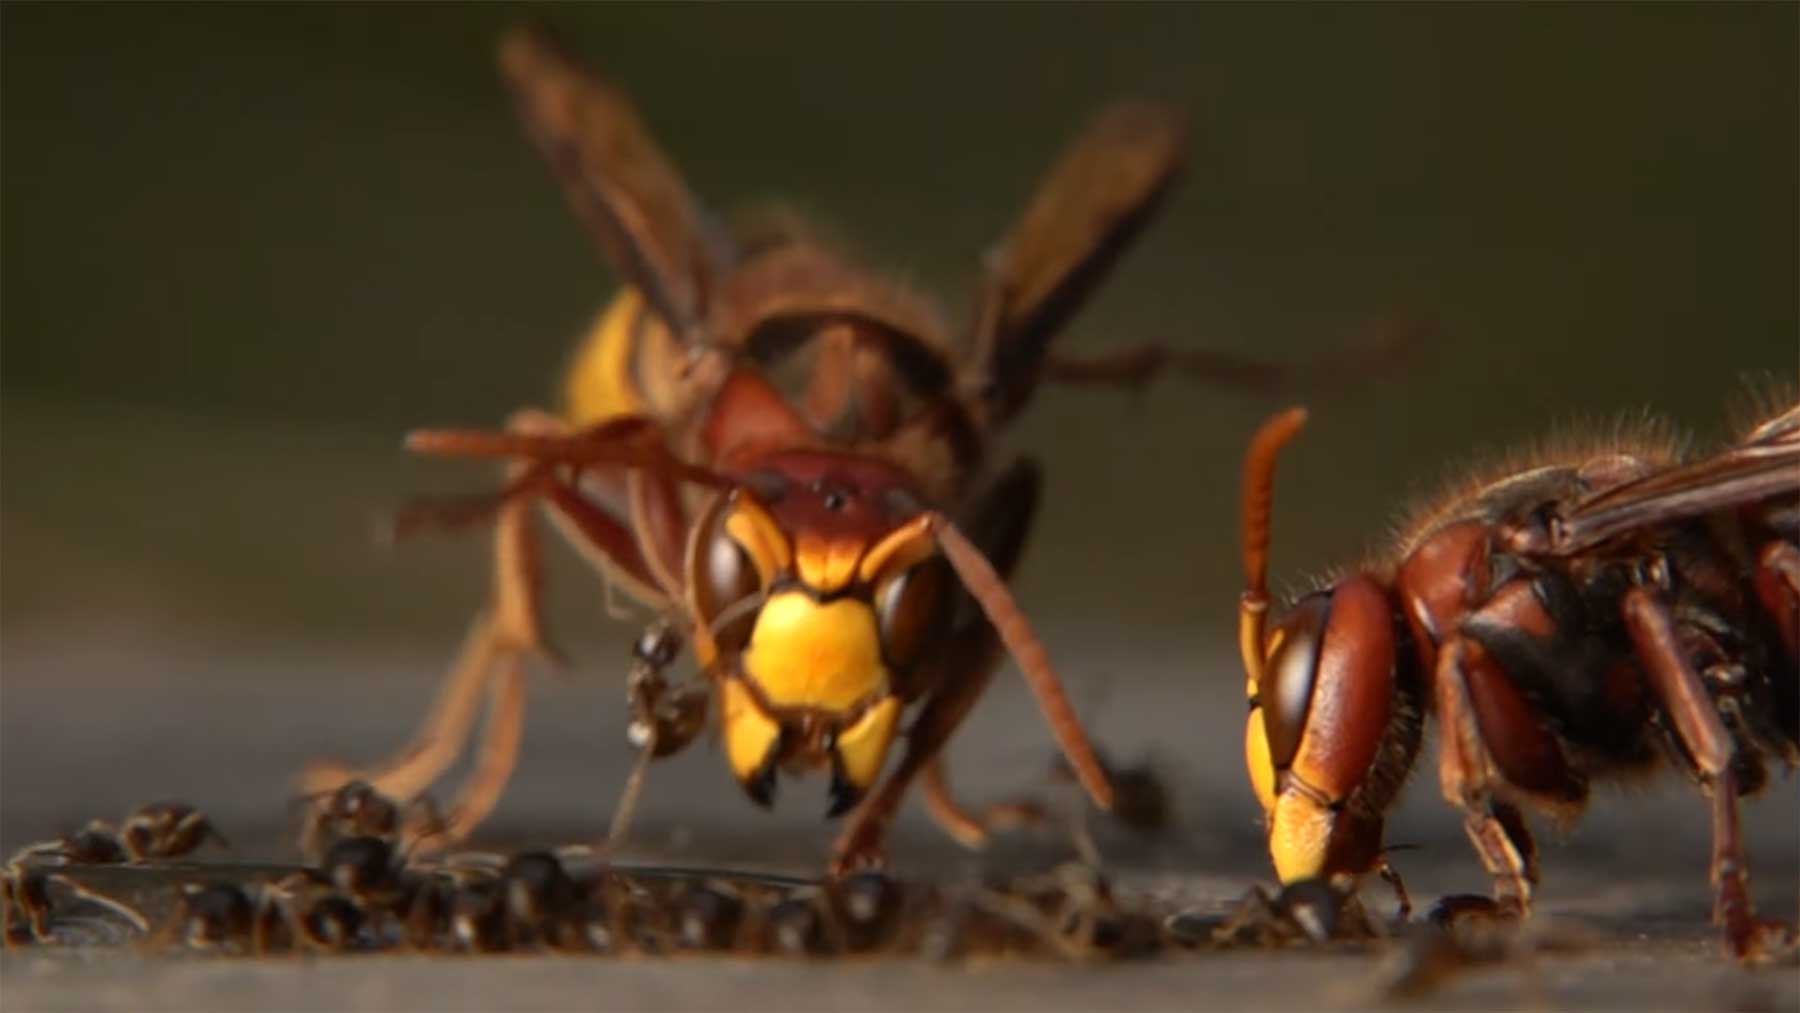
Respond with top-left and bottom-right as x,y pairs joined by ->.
2,1 -> 1795,903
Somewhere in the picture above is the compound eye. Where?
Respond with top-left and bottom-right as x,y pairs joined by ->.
691,499 -> 763,653
874,558 -> 951,672
1261,592 -> 1331,772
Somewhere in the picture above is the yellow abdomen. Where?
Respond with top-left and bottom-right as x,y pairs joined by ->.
562,287 -> 704,430
562,289 -> 649,427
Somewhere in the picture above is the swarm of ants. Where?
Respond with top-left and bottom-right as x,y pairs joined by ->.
4,783 -> 1180,962
19,783 -> 1763,1008
24,776 -> 1769,1011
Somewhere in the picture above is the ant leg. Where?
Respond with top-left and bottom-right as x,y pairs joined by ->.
1376,857 -> 1413,919
2,868 -> 51,946
602,624 -> 701,855
1622,587 -> 1795,961
602,744 -> 656,858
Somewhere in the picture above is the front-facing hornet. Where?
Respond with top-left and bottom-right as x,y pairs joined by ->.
1234,400 -> 1798,960
300,24 -> 1194,874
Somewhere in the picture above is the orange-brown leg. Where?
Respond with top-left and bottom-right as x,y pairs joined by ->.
920,758 -> 987,850
1043,317 -> 1422,396
1431,637 -> 1544,920
1753,540 -> 1800,659
299,410 -> 671,846
1622,587 -> 1795,961
921,756 -> 1049,851
831,630 -> 1001,875
297,617 -> 495,804
832,460 -> 1064,873
298,473 -> 546,809
436,655 -> 528,844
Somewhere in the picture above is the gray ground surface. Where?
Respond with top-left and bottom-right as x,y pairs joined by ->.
4,941 -> 1794,1013
2,633 -> 1795,1011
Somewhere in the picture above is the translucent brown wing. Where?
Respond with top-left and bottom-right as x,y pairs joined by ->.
1552,403 -> 1800,554
972,103 -> 1187,422
498,24 -> 727,342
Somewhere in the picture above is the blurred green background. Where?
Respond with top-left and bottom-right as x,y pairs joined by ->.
4,2 -> 1795,658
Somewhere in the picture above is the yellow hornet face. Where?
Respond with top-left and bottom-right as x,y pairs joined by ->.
687,484 -> 951,816
1243,593 -> 1334,882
